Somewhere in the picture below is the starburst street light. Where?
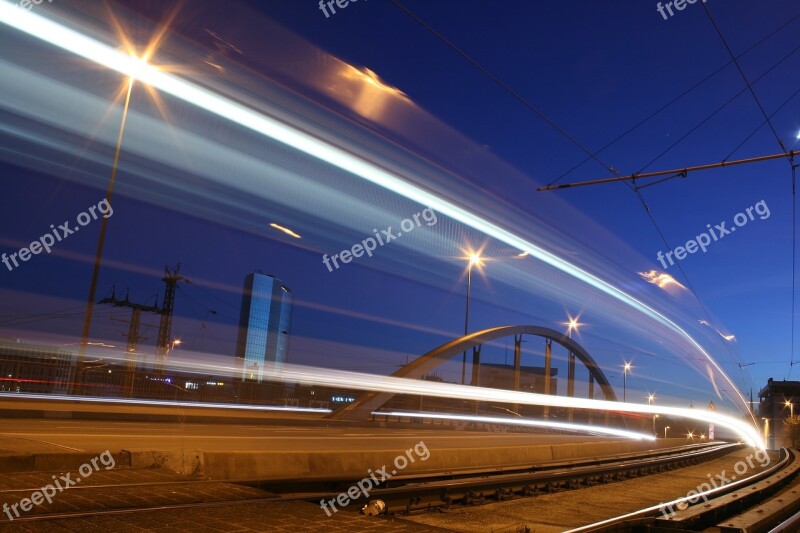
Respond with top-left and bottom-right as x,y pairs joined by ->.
564,315 -> 582,337
622,361 -> 633,402
648,394 -> 657,434
75,6 -> 180,394
785,400 -> 794,418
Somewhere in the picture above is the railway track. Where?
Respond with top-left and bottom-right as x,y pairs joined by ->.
0,441 -> 740,525
567,447 -> 800,532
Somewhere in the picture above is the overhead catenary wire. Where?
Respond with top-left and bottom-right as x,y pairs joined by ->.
388,0 -> 618,179
701,2 -> 796,375
390,0 -> 750,391
538,151 -> 797,191
549,11 -> 800,187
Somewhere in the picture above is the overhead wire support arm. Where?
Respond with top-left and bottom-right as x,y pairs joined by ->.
537,150 -> 797,191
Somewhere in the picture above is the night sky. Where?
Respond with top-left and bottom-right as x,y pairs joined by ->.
2,0 -> 799,413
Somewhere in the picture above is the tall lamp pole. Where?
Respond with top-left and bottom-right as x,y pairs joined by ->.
648,394 -> 656,434
565,316 -> 581,421
461,253 -> 482,385
76,59 -> 146,394
622,362 -> 632,402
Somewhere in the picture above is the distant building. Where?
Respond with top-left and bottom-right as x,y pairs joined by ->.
0,339 -> 75,394
235,273 -> 292,382
758,378 -> 800,448
477,363 -> 558,395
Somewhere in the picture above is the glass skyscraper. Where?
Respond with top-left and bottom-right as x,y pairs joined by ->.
235,272 -> 292,382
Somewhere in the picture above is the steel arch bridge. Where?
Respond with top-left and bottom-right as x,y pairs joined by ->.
328,325 -> 617,421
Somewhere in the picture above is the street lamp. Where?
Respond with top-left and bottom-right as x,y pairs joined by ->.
785,400 -> 794,418
622,362 -> 632,402
664,426 -> 670,439
461,252 -> 483,385
564,315 -> 581,422
77,23 -> 169,391
648,394 -> 657,434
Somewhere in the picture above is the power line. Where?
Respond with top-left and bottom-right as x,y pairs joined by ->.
550,11 -> 800,187
389,0 -> 617,178
701,3 -> 795,376
538,150 -> 796,190
702,4 -> 788,154
390,0 -> 749,395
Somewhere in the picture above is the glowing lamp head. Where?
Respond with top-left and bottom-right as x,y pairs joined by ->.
469,253 -> 482,267
126,54 -> 150,81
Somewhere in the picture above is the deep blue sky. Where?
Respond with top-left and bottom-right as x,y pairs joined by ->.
1,0 -> 799,409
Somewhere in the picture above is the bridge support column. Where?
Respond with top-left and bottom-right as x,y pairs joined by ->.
543,339 -> 552,418
568,350 -> 575,422
470,345 -> 481,387
471,345 -> 481,414
588,375 -> 594,423
513,335 -> 522,413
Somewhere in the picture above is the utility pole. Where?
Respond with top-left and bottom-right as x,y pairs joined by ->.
155,264 -> 186,371
98,288 -> 160,396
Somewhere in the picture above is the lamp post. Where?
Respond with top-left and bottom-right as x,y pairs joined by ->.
664,426 -> 670,439
622,362 -> 632,402
785,400 -> 794,419
76,56 -> 149,395
565,316 -> 581,422
648,394 -> 656,434
461,253 -> 482,385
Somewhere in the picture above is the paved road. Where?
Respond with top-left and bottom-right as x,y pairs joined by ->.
0,419 -> 615,454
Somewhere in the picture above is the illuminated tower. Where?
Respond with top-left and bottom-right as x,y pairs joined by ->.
235,272 -> 292,382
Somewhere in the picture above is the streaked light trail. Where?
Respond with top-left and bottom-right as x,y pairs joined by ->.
374,411 -> 657,441
0,2 -> 754,430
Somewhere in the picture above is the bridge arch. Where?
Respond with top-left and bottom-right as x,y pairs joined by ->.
328,325 -> 617,420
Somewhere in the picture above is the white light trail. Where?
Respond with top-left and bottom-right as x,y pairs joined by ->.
0,392 -> 332,414
136,354 -> 763,447
374,410 -> 656,441
0,3 -> 754,428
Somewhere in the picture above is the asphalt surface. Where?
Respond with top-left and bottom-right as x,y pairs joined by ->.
0,419 -> 617,454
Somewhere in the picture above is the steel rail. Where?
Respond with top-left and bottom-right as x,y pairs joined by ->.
1,442 -> 735,523
567,448 -> 797,532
